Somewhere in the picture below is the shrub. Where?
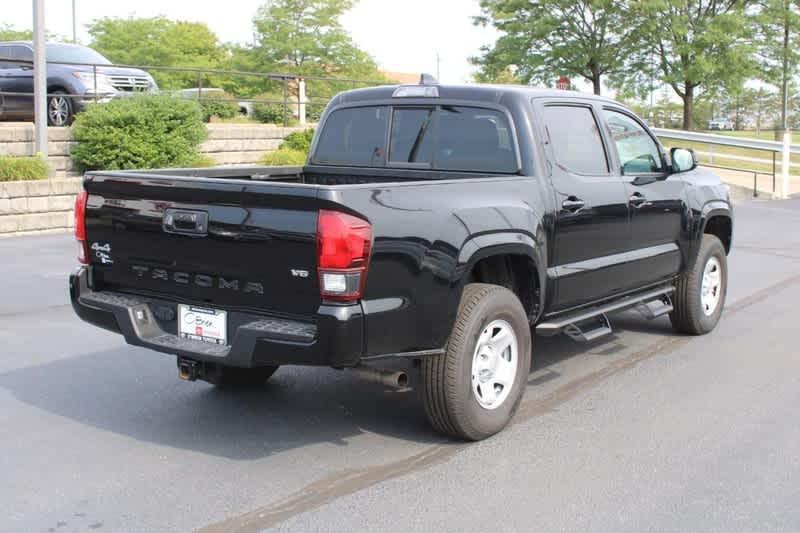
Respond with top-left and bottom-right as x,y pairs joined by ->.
0,155 -> 49,181
280,128 -> 315,153
306,102 -> 325,123
259,149 -> 307,166
70,94 -> 207,171
189,154 -> 217,167
198,94 -> 240,123
252,101 -> 291,125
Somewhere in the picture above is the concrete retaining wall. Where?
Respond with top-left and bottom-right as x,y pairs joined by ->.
0,123 -> 309,236
0,123 -> 308,178
0,178 -> 81,236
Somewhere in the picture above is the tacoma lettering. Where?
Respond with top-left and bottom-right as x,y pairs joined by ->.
129,265 -> 263,294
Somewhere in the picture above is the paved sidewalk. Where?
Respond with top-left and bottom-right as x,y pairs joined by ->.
708,166 -> 800,197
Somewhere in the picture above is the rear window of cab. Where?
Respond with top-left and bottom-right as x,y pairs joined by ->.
312,105 -> 519,173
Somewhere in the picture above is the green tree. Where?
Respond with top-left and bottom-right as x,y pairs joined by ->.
250,0 -> 382,79
753,0 -> 800,134
624,0 -> 753,130
742,87 -> 780,133
472,0 -> 632,94
86,17 -> 225,89
240,0 -> 386,111
472,65 -> 523,85
0,24 -> 33,41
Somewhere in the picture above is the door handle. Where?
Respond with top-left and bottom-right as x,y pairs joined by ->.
561,197 -> 585,212
629,192 -> 649,208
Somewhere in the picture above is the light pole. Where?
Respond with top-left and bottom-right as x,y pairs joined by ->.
32,0 -> 48,157
72,0 -> 78,43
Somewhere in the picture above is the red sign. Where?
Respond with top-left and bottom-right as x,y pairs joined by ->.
556,76 -> 570,90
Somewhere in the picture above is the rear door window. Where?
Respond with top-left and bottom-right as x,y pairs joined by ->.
11,46 -> 33,62
436,106 -> 517,173
0,46 -> 11,68
543,105 -> 609,175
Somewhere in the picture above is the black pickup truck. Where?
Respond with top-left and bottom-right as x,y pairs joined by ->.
70,80 -> 732,440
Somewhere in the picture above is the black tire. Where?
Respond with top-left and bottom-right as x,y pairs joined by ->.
670,234 -> 727,335
47,91 -> 74,127
422,283 -> 532,441
206,365 -> 279,388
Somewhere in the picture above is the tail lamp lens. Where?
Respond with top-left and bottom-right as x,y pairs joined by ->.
74,191 -> 89,264
317,209 -> 372,301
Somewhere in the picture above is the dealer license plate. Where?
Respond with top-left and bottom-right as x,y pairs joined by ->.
178,305 -> 227,345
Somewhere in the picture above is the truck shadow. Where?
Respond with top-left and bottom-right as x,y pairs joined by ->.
0,311 -> 680,460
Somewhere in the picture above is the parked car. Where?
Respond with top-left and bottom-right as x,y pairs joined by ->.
708,117 -> 735,131
172,88 -> 252,117
69,80 -> 732,441
0,42 -> 157,126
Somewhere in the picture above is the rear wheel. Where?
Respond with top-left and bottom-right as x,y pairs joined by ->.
206,365 -> 279,388
670,234 -> 727,335
422,283 -> 532,441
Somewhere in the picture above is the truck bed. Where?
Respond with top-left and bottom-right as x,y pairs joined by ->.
113,164 -> 503,186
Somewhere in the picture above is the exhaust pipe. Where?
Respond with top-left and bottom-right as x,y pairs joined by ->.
352,366 -> 409,389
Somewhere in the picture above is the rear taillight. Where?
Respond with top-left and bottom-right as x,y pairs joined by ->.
74,191 -> 89,264
317,209 -> 372,302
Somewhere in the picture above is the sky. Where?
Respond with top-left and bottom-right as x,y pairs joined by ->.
2,0 -> 499,84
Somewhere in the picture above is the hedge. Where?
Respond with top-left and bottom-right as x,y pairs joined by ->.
198,94 -> 240,123
70,94 -> 207,171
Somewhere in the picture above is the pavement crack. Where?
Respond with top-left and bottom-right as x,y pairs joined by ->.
198,444 -> 463,533
198,271 -> 800,532
0,303 -> 71,319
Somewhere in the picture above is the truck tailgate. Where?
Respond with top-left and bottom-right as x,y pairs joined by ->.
83,173 -> 324,318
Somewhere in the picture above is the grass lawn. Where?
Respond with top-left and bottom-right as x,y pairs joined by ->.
713,130 -> 800,143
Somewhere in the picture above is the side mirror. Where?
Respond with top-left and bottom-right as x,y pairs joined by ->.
670,147 -> 697,173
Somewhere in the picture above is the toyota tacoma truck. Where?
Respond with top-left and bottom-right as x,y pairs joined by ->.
70,79 -> 732,441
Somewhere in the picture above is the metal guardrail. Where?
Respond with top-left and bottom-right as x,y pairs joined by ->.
652,128 -> 800,155
0,58 -> 385,127
654,127 -> 797,198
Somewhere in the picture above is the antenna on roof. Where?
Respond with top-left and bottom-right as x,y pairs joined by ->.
419,73 -> 439,85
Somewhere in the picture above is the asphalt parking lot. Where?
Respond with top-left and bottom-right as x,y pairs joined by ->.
2,197 -> 800,532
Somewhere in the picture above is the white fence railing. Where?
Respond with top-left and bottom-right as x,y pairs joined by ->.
653,128 -> 800,155
653,128 -> 797,198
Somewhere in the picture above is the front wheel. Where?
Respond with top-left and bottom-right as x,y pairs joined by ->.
422,283 -> 532,441
47,91 -> 74,127
670,234 -> 728,335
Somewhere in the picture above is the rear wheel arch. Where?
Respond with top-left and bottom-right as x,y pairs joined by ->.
458,240 -> 544,324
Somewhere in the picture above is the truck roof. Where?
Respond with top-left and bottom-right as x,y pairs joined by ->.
334,82 -> 620,106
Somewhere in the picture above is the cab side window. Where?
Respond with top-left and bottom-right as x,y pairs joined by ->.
602,109 -> 664,174
543,105 -> 609,175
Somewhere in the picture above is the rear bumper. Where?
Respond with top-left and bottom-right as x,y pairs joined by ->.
70,267 -> 364,368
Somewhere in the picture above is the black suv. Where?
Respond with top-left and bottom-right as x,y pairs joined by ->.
0,42 -> 157,126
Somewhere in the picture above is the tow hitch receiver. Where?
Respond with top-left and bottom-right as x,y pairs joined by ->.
177,358 -> 200,381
